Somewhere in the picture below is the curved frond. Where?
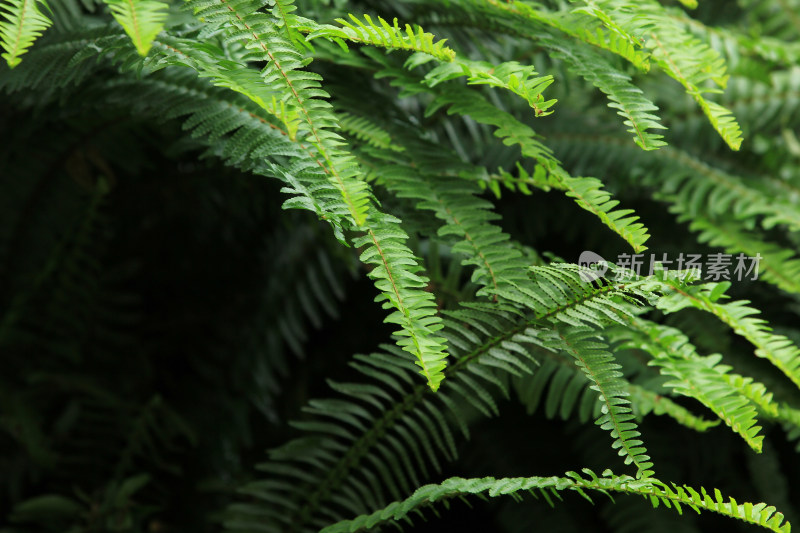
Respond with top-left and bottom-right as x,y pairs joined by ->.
321,469 -> 791,533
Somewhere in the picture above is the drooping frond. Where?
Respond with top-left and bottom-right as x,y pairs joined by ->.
170,1 -> 451,388
612,318 -> 770,452
225,274 -> 654,532
320,469 -> 791,533
175,0 -> 374,227
338,112 -> 404,152
546,327 -> 654,478
493,165 -> 651,252
5,0 -> 800,531
426,58 -> 557,117
627,384 -> 720,432
353,213 -> 449,390
583,0 -> 743,149
684,214 -> 800,296
0,0 -> 51,67
655,277 -> 800,391
479,0 -> 652,71
103,0 -> 166,56
414,72 -> 649,251
355,129 -> 533,301
539,34 -> 666,150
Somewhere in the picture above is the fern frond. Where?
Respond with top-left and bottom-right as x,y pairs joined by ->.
320,469 -> 791,533
483,0 -> 652,70
549,172 -> 651,253
627,384 -> 720,432
540,35 -> 666,150
683,214 -> 800,296
305,13 -> 456,62
185,0 -> 372,227
226,276 -> 656,532
614,319 -> 770,452
549,134 -> 800,234
338,113 -> 404,152
424,85 -> 649,251
550,327 -> 654,478
354,214 -> 449,391
587,0 -> 743,149
357,131 -> 532,302
514,345 -> 719,432
103,0 -> 166,56
0,0 -> 52,67
165,3 -> 451,388
425,58 -> 557,117
656,277 -> 800,391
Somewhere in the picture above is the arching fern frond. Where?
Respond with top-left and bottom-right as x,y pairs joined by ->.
540,35 -> 666,150
225,275 -> 656,532
681,213 -> 800,296
627,384 -> 720,432
320,469 -> 792,533
338,112 -> 404,152
425,58 -> 557,117
494,165 -> 651,252
185,0 -> 372,227
424,86 -> 649,250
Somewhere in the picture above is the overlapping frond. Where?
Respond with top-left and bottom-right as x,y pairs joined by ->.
415,72 -> 650,251
4,0 -> 800,532
224,270 -> 655,532
540,35 -> 666,150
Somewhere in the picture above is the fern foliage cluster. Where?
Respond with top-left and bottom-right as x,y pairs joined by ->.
2,0 -> 800,531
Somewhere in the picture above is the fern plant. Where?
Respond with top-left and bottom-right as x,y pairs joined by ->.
2,0 -> 800,531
